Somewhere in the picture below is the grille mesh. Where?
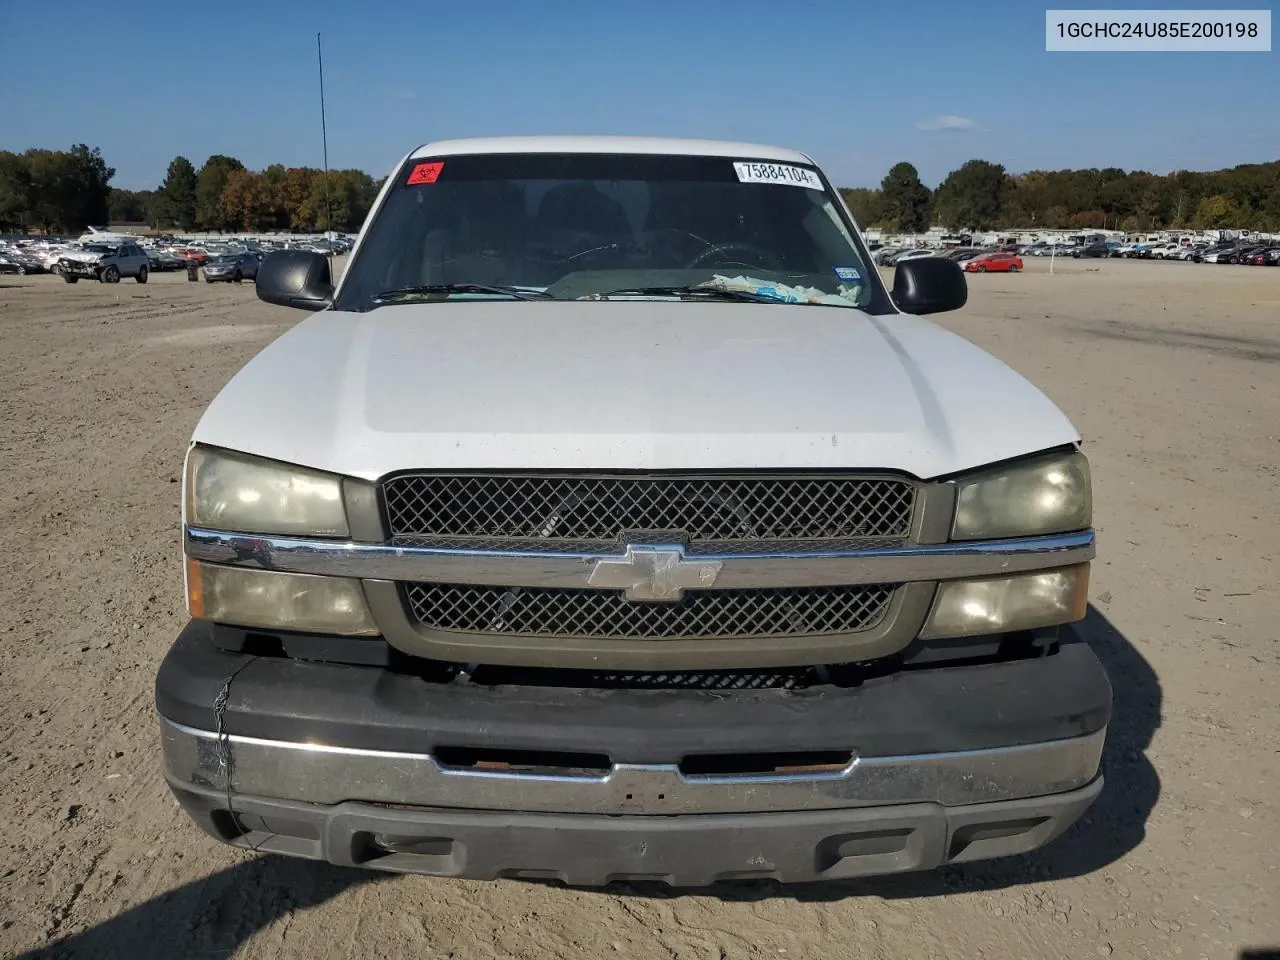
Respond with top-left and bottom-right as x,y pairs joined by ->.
403,582 -> 896,641
383,474 -> 915,549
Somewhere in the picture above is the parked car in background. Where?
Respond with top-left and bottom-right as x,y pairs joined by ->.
58,242 -> 150,283
1202,246 -> 1249,264
892,249 -> 941,265
965,251 -> 1023,273
1187,242 -> 1229,261
1229,245 -> 1271,265
1072,242 -> 1113,259
1118,241 -> 1154,258
35,247 -> 69,272
232,251 -> 266,279
20,252 -> 50,273
175,248 -> 209,265
147,249 -> 187,272
0,248 -> 47,273
202,251 -> 266,283
0,255 -> 26,275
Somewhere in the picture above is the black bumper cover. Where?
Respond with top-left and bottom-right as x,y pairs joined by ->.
170,777 -> 1103,886
156,621 -> 1111,762
157,623 -> 1111,885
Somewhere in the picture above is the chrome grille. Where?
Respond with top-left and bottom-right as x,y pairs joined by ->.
382,474 -> 916,550
403,582 -> 896,641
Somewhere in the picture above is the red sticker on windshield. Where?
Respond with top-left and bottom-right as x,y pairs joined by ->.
406,162 -> 444,185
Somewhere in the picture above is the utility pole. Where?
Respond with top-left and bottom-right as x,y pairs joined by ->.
317,32 -> 333,243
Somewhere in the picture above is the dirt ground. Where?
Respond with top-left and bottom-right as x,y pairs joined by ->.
1,257 -> 1277,960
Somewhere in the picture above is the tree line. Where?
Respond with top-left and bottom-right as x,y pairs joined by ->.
3,143 -> 1278,236
0,145 -> 115,234
0,147 -> 380,234
841,158 -> 1280,234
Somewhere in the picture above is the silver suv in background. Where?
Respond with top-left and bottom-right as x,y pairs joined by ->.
58,242 -> 150,284
202,251 -> 266,283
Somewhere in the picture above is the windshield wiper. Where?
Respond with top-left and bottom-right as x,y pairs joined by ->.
588,285 -> 782,303
372,283 -> 552,303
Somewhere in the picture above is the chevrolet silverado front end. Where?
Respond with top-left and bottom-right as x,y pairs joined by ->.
156,137 -> 1110,886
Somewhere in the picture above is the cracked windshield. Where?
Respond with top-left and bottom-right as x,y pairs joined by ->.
336,152 -> 876,311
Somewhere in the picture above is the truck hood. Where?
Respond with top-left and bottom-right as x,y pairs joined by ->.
60,250 -> 107,263
192,302 -> 1079,480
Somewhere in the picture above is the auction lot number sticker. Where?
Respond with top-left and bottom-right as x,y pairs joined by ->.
733,162 -> 824,190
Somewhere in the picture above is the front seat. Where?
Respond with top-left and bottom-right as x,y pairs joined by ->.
535,183 -> 632,245
422,181 -> 529,285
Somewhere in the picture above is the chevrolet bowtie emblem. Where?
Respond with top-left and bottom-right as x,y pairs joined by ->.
586,545 -> 723,602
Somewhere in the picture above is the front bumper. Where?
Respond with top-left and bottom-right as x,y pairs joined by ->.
157,623 -> 1111,885
59,260 -> 101,277
170,778 -> 1102,886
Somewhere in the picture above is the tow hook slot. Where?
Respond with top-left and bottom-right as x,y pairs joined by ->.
678,751 -> 854,778
433,746 -> 612,778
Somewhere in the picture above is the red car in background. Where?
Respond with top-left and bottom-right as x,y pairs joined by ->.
175,248 -> 209,265
965,251 -> 1023,273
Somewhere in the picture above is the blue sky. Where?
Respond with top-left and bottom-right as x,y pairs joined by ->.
1,0 -> 1275,190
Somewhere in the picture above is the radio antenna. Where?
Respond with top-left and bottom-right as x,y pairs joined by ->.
317,32 -> 333,244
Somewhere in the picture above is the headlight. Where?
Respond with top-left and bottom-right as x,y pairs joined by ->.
186,446 -> 349,536
186,559 -> 377,635
920,564 -> 1089,639
952,450 -> 1091,540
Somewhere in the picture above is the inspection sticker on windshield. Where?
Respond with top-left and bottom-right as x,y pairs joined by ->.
733,161 -> 823,190
406,162 -> 444,185
833,266 -> 862,282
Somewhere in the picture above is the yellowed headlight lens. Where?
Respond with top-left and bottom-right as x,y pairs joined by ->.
186,560 -> 377,636
920,564 -> 1090,640
186,446 -> 348,537
953,452 -> 1092,540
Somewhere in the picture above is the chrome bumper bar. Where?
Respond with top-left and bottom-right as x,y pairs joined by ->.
160,716 -> 1106,815
184,527 -> 1095,590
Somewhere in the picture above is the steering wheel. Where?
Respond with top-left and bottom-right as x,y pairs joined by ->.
683,242 -> 780,272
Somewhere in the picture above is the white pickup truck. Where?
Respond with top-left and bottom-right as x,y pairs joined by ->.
157,137 -> 1109,886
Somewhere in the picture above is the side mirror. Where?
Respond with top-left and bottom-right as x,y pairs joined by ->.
255,250 -> 333,311
891,256 -> 968,315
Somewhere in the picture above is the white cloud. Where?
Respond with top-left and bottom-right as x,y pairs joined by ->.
915,115 -> 978,132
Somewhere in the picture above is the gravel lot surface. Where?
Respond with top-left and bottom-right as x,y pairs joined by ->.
1,258 -> 1277,959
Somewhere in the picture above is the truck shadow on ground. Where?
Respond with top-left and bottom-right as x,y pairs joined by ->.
23,607 -> 1159,956
23,856 -> 386,960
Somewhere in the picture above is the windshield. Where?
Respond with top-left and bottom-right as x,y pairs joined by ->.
82,244 -> 115,254
336,152 -> 889,313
